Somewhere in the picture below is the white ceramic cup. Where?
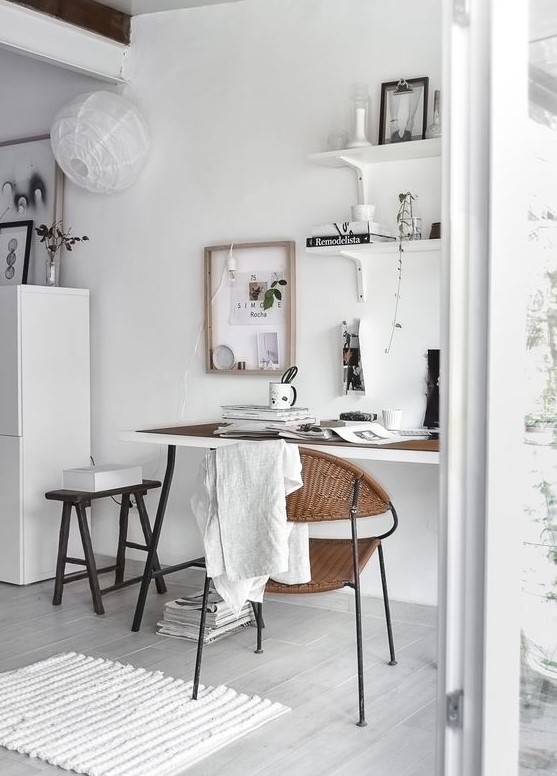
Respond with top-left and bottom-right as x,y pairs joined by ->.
269,382 -> 297,408
382,408 -> 402,430
351,203 -> 376,222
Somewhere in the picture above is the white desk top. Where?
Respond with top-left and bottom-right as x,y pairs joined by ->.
119,423 -> 439,466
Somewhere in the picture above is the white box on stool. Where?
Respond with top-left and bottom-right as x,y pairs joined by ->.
63,464 -> 143,492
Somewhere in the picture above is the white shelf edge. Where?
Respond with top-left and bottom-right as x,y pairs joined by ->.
307,137 -> 442,168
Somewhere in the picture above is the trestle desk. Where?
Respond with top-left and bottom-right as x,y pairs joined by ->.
119,422 -> 439,631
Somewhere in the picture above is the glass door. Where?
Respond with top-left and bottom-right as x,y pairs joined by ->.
439,0 -> 557,773
520,1 -> 557,771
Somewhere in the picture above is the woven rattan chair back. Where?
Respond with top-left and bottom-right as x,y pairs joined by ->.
286,447 -> 392,522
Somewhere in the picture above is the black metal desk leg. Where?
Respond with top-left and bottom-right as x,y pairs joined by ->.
131,444 -> 176,632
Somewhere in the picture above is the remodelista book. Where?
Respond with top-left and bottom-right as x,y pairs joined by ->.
306,233 -> 395,248
311,220 -> 392,237
306,234 -> 371,248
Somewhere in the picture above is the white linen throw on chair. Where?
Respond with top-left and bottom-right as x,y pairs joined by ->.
191,440 -> 308,615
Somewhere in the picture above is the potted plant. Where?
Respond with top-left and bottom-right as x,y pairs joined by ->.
263,273 -> 287,310
385,192 -> 416,354
35,221 -> 89,287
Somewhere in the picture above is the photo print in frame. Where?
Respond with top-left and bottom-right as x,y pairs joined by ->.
378,77 -> 429,145
0,220 -> 32,286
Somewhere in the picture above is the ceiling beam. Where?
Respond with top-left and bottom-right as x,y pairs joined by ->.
0,0 -> 127,83
5,0 -> 131,44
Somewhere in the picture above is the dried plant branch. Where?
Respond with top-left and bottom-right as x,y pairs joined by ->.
385,192 -> 416,354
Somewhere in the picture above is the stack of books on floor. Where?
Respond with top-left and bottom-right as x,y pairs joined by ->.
156,590 -> 255,643
306,220 -> 395,250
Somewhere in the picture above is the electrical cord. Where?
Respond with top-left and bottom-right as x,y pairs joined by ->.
178,248 -> 231,420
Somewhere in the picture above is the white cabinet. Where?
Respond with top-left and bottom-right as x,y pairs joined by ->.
0,285 -> 90,584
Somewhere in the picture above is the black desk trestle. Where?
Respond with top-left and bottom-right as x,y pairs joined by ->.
131,446 -> 205,632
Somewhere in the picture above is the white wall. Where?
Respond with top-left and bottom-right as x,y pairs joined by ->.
0,49 -> 102,140
2,0 -> 442,605
0,48 -> 108,285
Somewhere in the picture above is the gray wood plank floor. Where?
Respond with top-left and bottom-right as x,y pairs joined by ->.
0,563 -> 438,775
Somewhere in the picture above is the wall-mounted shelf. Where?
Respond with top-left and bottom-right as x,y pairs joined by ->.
307,138 -> 441,204
308,138 -> 441,168
306,239 -> 442,302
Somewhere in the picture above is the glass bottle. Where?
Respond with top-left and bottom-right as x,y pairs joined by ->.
426,90 -> 441,139
346,84 -> 372,148
45,248 -> 60,286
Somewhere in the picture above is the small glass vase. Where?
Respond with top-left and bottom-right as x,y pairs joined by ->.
425,90 -> 441,139
346,83 -> 372,148
45,249 -> 60,287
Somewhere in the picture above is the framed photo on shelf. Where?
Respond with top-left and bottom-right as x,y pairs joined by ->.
378,77 -> 429,145
204,240 -> 296,374
0,220 -> 33,286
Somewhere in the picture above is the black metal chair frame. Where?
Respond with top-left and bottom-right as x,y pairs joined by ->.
190,454 -> 399,728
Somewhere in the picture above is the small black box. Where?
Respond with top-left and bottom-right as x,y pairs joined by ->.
339,411 -> 376,422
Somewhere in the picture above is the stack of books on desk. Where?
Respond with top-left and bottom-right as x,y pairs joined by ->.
221,405 -> 316,423
156,590 -> 255,643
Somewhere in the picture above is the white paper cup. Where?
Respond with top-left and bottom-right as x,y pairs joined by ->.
382,409 -> 402,430
351,204 -> 376,222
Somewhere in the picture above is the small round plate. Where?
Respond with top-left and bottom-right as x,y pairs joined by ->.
212,344 -> 235,370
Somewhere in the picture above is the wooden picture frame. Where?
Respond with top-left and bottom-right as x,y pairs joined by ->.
205,240 -> 296,375
378,77 -> 429,145
0,220 -> 33,286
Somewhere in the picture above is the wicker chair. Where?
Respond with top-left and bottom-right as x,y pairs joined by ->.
192,447 -> 398,727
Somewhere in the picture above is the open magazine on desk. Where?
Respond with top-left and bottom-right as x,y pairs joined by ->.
214,421 -> 430,445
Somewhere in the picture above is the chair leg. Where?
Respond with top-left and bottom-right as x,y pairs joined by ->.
378,543 -> 397,666
75,503 -> 105,616
53,502 -> 72,606
353,569 -> 367,727
349,490 -> 367,728
251,601 -> 263,654
115,495 -> 130,586
135,492 -> 167,594
192,573 -> 212,700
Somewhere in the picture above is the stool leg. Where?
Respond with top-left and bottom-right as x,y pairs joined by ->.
75,503 -> 104,616
135,492 -> 167,595
115,496 -> 130,586
53,502 -> 72,606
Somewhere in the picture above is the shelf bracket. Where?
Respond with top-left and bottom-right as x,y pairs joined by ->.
338,156 -> 370,205
339,250 -> 365,302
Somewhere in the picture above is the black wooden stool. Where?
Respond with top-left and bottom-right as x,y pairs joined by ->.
45,479 -> 167,615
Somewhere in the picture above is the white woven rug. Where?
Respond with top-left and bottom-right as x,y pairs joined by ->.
0,652 -> 289,776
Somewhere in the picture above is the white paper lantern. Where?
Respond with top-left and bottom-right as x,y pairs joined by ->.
50,91 -> 150,194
